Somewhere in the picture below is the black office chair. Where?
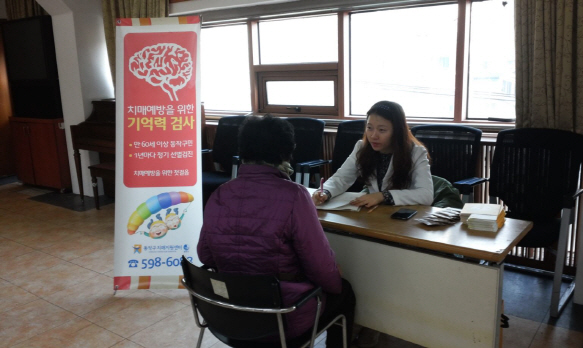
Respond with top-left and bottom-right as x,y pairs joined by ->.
202,116 -> 246,207
181,256 -> 347,348
489,128 -> 583,317
295,120 -> 366,192
330,120 -> 366,192
286,118 -> 326,187
411,124 -> 487,203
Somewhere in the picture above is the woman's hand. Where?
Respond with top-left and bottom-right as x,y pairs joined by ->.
350,192 -> 384,208
312,191 -> 329,205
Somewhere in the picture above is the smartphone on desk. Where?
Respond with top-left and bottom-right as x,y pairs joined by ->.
391,208 -> 417,220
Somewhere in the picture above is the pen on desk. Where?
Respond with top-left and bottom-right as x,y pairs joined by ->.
368,205 -> 379,213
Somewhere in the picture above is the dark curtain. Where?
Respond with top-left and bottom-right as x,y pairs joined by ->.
102,0 -> 168,86
515,0 -> 583,134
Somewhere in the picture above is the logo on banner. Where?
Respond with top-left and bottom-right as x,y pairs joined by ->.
129,43 -> 193,101
127,191 -> 194,239
133,244 -> 142,253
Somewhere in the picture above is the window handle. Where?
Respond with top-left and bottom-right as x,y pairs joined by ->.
286,106 -> 302,112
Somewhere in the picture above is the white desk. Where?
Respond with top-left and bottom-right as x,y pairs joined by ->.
318,205 -> 532,348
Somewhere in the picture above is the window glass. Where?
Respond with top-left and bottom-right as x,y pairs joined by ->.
351,5 -> 458,117
200,25 -> 251,112
467,0 -> 515,120
266,81 -> 335,106
259,15 -> 338,64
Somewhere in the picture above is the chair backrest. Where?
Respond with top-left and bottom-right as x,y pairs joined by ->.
286,117 -> 326,166
332,120 -> 365,173
411,125 -> 482,183
212,116 -> 247,174
489,128 -> 583,221
331,120 -> 366,192
181,257 -> 284,341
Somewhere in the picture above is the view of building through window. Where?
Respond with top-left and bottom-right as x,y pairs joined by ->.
351,5 -> 458,117
467,0 -> 515,120
200,25 -> 251,112
266,81 -> 335,106
258,15 -> 338,64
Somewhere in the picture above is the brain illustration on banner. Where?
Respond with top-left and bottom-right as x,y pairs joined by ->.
127,191 -> 194,239
128,43 -> 193,101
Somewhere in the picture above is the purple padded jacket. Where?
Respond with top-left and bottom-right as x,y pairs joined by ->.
197,164 -> 342,338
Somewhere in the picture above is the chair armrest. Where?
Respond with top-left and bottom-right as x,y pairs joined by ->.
293,286 -> 323,309
563,189 -> 583,208
296,159 -> 332,173
231,156 -> 241,179
453,177 -> 488,195
201,264 -> 217,272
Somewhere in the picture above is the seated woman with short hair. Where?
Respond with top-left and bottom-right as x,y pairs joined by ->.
197,115 -> 355,347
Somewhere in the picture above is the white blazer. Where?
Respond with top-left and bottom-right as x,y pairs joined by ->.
323,140 -> 433,206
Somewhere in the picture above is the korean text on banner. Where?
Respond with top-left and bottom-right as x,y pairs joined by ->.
113,16 -> 202,291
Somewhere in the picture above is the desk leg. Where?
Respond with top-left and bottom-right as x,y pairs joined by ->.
73,149 -> 84,201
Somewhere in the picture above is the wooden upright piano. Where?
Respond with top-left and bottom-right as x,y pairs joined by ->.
70,99 -> 116,199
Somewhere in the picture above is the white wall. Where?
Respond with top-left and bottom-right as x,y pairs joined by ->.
37,0 -> 114,196
169,0 -> 425,21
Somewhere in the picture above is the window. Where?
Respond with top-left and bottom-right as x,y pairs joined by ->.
200,25 -> 251,112
258,15 -> 338,64
256,65 -> 338,114
199,1 -> 517,124
467,0 -> 515,121
255,15 -> 339,115
267,81 -> 335,106
350,5 -> 458,118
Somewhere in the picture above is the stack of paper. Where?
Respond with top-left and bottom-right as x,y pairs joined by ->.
461,203 -> 505,232
466,214 -> 502,232
416,207 -> 461,226
306,188 -> 362,211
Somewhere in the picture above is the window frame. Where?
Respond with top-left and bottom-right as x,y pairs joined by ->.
256,63 -> 339,115
201,0 -> 515,128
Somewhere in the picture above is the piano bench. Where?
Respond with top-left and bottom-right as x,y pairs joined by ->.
88,162 -> 115,210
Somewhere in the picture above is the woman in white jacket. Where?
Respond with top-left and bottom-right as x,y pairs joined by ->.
313,100 -> 433,208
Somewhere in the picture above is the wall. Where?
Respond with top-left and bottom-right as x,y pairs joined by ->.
37,0 -> 114,196
0,0 -> 14,177
169,0 -> 436,21
170,0 -> 297,14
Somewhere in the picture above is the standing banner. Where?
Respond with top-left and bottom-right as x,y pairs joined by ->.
113,16 -> 202,290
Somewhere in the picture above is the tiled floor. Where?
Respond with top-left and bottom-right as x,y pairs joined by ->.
1,181 -> 582,347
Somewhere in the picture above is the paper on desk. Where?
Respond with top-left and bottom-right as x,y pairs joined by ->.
306,188 -> 362,211
416,207 -> 461,226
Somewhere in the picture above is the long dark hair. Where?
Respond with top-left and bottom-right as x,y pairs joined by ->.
356,101 -> 422,190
